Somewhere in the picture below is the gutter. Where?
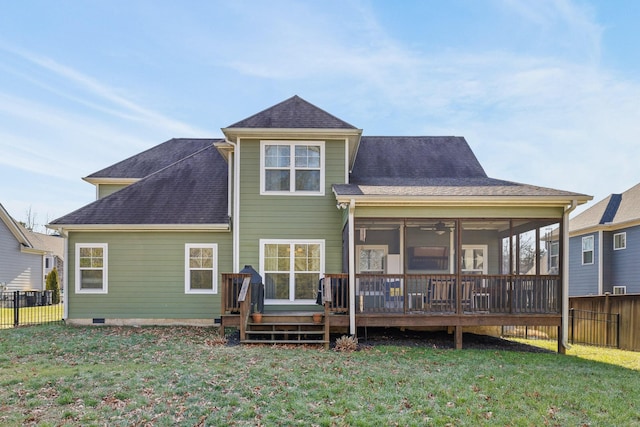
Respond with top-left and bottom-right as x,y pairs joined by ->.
562,200 -> 578,350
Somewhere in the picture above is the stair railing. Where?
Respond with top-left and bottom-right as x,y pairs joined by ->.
237,277 -> 252,342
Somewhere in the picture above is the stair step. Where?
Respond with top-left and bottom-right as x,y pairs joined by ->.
249,322 -> 323,326
243,339 -> 328,345
245,331 -> 324,335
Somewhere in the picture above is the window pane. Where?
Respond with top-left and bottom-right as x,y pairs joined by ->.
582,237 -> 593,251
265,145 -> 290,167
190,270 -> 213,290
295,273 -> 317,299
265,170 -> 290,191
81,270 -> 103,289
295,170 -> 320,191
265,244 -> 289,271
265,273 -> 289,299
295,146 -> 320,168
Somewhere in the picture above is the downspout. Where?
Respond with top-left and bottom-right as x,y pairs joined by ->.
348,199 -> 356,335
598,229 -> 603,295
59,228 -> 69,321
562,200 -> 578,350
225,139 -> 240,272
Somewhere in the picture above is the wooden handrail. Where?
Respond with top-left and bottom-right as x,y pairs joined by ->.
238,277 -> 251,342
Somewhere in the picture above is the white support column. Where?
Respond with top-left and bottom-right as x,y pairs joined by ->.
348,199 -> 356,335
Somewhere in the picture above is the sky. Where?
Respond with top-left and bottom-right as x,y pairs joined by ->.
1,0 -> 639,232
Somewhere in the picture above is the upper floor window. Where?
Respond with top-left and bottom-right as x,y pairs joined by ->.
613,232 -> 626,250
582,236 -> 594,265
261,141 -> 324,195
76,243 -> 108,294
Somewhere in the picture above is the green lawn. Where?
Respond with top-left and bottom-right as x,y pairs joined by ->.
0,303 -> 63,329
1,325 -> 639,426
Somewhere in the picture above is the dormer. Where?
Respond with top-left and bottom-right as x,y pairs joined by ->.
219,96 -> 363,183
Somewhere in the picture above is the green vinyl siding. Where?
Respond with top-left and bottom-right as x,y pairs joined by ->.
237,138 -> 346,274
67,231 -> 232,320
97,184 -> 130,199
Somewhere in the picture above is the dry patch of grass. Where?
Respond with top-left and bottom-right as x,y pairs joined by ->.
1,325 -> 639,426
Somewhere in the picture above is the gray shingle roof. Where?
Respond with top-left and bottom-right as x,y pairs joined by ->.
51,145 -> 228,226
333,178 -> 584,198
226,95 -> 357,129
336,136 -> 588,200
87,138 -> 219,179
570,182 -> 640,232
350,136 -> 487,184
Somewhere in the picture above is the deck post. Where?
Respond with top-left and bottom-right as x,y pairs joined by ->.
455,325 -> 463,349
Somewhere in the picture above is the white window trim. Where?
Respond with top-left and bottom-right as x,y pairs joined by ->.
582,235 -> 594,265
75,243 -> 108,294
613,232 -> 626,250
613,285 -> 626,295
260,239 -> 325,305
185,244 -> 218,294
259,140 -> 325,196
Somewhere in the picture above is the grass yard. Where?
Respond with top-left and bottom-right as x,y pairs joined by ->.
1,325 -> 639,426
0,304 -> 63,329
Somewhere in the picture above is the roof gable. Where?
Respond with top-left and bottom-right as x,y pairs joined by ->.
350,136 -> 487,185
51,145 -> 228,226
0,203 -> 32,247
226,95 -> 357,129
571,182 -> 640,232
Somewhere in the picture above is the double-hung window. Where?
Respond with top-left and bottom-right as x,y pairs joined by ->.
261,240 -> 324,303
582,236 -> 594,265
613,232 -> 626,250
185,244 -> 217,294
76,243 -> 108,293
261,141 -> 324,195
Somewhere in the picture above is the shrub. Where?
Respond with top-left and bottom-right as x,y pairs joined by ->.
334,335 -> 358,352
46,268 -> 60,304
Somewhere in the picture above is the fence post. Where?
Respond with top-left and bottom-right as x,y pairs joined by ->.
13,291 -> 19,327
616,313 -> 620,349
569,308 -> 574,344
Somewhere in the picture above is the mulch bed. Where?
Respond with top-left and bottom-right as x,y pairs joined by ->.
225,327 -> 553,353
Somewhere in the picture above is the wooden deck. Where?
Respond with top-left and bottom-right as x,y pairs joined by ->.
220,273 -> 564,350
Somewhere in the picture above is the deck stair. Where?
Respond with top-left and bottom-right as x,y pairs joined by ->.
242,312 -> 328,347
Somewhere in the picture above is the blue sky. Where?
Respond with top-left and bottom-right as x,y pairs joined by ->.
1,0 -> 639,231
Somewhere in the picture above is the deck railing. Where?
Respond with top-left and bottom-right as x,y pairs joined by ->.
220,273 -> 560,317
355,273 -> 560,315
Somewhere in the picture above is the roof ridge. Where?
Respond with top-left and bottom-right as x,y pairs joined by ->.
132,143 -> 215,183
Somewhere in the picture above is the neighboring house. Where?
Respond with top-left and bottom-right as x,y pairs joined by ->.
49,96 -> 591,348
569,183 -> 640,296
1,203 -> 64,292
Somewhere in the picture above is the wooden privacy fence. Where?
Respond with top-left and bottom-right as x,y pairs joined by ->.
570,293 -> 640,352
0,291 -> 64,328
504,293 -> 640,351
502,308 -> 620,348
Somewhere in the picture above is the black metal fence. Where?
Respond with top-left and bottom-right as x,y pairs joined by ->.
502,308 -> 620,348
0,291 -> 64,328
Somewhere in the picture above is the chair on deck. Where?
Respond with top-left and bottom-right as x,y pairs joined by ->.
429,279 -> 455,312
461,280 -> 475,312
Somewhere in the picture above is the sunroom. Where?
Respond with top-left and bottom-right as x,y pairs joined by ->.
344,217 -> 561,317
